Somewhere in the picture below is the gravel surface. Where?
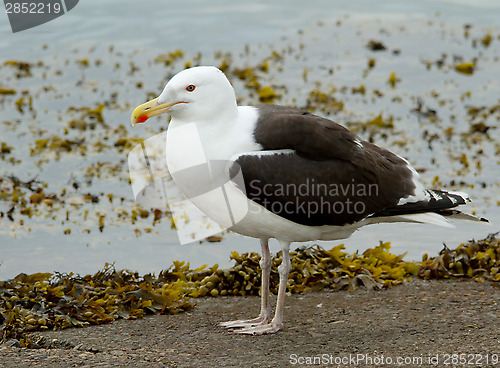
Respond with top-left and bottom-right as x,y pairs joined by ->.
1,279 -> 499,368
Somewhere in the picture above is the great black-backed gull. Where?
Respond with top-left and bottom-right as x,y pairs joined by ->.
131,66 -> 487,335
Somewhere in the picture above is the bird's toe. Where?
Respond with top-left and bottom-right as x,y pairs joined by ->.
230,322 -> 282,335
219,315 -> 270,329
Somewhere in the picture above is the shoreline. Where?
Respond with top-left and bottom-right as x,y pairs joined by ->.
1,279 -> 499,368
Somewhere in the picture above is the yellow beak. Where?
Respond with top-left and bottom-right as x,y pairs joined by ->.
131,98 -> 181,126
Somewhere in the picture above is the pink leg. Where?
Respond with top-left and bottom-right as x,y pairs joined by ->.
232,240 -> 290,335
220,238 -> 272,329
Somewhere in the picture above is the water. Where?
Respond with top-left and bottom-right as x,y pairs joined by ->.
0,0 -> 499,279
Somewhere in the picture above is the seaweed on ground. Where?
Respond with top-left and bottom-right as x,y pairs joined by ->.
1,232 -> 499,348
419,231 -> 500,282
0,264 -> 192,348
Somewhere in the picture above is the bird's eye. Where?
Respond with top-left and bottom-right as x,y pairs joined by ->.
186,84 -> 196,92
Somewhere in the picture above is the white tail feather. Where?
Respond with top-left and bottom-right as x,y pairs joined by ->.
398,212 -> 455,228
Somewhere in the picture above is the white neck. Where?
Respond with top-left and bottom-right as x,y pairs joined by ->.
166,106 -> 262,171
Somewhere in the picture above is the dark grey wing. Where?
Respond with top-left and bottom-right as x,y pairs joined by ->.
229,150 -> 411,226
227,105 -> 470,226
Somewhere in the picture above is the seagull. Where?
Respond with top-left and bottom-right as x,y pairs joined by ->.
131,66 -> 487,335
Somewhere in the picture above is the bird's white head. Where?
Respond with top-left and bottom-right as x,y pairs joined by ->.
131,66 -> 237,126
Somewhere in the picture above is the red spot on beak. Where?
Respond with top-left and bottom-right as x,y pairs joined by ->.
137,114 -> 149,124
